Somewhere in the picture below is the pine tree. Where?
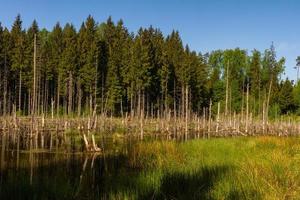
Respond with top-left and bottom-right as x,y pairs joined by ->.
249,49 -> 261,97
24,20 -> 39,114
61,23 -> 77,114
1,27 -> 11,115
10,15 -> 26,113
78,15 -> 98,114
0,23 -> 4,114
278,79 -> 296,114
49,23 -> 63,115
104,18 -> 128,114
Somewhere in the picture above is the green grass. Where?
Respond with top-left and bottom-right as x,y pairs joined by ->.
119,137 -> 300,199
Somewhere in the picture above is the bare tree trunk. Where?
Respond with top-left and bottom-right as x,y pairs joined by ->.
262,98 -> 266,135
31,34 -> 37,149
51,98 -> 54,119
246,83 -> 249,133
181,86 -> 185,119
18,71 -> 22,114
130,90 -> 133,117
185,85 -> 188,139
216,102 -> 220,134
266,78 -> 273,123
57,74 -> 60,116
32,34 -> 37,115
3,53 -> 7,116
173,79 -> 177,136
137,89 -> 141,119
101,71 -> 104,114
94,57 -> 98,111
68,72 -> 73,115
120,99 -> 124,118
225,61 -> 229,116
208,99 -> 212,138
89,92 -> 92,116
77,81 -> 82,117
140,91 -> 144,140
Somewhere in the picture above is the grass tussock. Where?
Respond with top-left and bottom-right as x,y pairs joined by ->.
122,137 -> 300,199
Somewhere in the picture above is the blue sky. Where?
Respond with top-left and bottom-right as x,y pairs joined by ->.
0,0 -> 299,81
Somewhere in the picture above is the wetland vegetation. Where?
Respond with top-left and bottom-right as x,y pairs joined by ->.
1,137 -> 300,199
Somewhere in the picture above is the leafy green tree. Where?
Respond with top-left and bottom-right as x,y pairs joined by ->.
223,48 -> 247,112
249,49 -> 261,97
278,79 -> 296,114
293,81 -> 300,114
207,50 -> 224,104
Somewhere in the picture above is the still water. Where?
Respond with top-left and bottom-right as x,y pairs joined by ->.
0,136 -> 155,200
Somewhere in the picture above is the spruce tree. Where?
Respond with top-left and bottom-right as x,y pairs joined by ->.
10,15 -> 26,112
61,23 -> 77,114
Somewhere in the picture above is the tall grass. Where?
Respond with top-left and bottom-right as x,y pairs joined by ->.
124,137 -> 300,199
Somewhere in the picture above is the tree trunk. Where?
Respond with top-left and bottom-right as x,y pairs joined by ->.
216,102 -> 220,134
68,72 -> 73,115
18,71 -> 22,114
185,85 -> 188,139
181,86 -> 185,119
266,78 -> 273,122
32,34 -> 37,115
94,57 -> 98,111
173,79 -> 177,136
77,81 -> 82,117
3,53 -> 7,116
225,61 -> 229,116
138,89 -> 141,119
31,34 -> 37,149
246,83 -> 249,133
57,74 -> 60,116
140,90 -> 144,140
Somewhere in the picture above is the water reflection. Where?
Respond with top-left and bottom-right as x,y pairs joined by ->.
0,150 -> 132,199
0,134 -> 224,200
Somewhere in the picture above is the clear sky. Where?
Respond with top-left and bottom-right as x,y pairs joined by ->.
0,0 -> 299,81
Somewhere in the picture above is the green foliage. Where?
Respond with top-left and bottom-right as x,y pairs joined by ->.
293,81 -> 300,114
277,79 -> 296,114
0,15 -> 299,117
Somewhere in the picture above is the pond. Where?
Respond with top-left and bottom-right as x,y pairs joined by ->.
0,136 -> 146,200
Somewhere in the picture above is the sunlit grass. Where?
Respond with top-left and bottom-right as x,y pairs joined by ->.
122,137 -> 300,199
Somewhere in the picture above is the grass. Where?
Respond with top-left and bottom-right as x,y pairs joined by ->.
120,136 -> 300,199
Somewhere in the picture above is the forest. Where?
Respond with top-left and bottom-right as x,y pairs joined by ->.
0,15 -> 299,119
2,13 -> 300,200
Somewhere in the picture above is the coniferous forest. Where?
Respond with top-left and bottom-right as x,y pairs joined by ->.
0,15 -> 299,118
3,11 -> 300,199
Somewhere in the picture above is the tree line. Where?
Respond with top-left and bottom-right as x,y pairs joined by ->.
0,15 -> 299,118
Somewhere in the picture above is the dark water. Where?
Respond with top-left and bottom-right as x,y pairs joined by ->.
0,136 -> 148,200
